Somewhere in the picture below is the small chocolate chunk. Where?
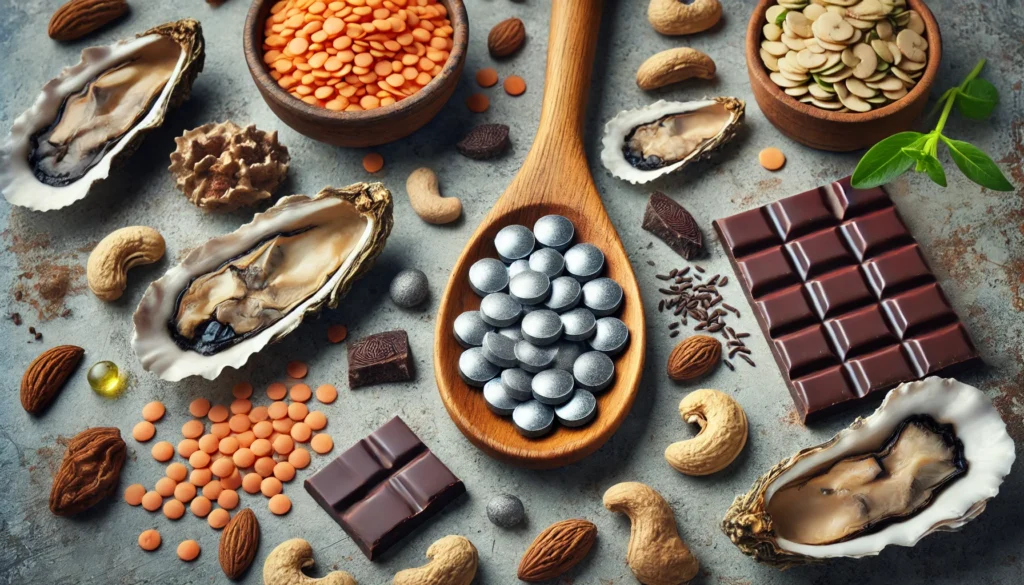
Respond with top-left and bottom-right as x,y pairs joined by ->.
457,124 -> 510,160
642,192 -> 703,259
347,330 -> 413,388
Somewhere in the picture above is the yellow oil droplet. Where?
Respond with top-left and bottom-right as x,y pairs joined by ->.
88,361 -> 126,398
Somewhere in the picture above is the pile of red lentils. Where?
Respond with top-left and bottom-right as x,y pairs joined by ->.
126,360 -> 339,559
262,0 -> 454,111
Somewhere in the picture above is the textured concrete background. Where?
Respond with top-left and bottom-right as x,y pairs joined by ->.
1,0 -> 1021,584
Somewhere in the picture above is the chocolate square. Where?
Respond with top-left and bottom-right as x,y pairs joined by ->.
845,345 -> 917,397
784,227 -> 856,280
768,187 -> 835,240
755,285 -> 817,337
862,244 -> 934,298
713,177 -> 981,422
348,330 -> 414,388
737,247 -> 799,298
839,207 -> 913,260
304,417 -> 465,560
881,283 -> 954,339
823,305 -> 897,360
715,208 -> 780,257
805,266 -> 874,319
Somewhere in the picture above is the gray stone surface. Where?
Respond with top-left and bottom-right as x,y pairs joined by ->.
1,1 -> 1022,584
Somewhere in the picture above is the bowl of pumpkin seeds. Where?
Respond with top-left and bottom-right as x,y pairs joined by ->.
744,0 -> 941,151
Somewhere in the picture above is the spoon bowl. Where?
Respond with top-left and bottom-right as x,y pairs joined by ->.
434,0 -> 645,469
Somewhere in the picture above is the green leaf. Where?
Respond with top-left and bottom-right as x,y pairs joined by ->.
775,10 -> 788,26
955,78 -> 999,120
941,136 -> 1014,191
851,131 -> 924,188
902,147 -> 947,187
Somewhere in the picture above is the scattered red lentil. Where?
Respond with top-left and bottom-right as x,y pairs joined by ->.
503,75 -> 526,96
327,324 -> 348,343
362,153 -> 385,173
466,92 -> 489,113
475,67 -> 498,87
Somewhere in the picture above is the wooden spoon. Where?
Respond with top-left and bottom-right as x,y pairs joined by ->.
434,0 -> 645,469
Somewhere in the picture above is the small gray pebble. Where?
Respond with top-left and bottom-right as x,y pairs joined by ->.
390,269 -> 429,308
487,494 -> 525,528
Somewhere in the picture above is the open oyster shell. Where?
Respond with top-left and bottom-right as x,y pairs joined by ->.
132,182 -> 393,381
722,378 -> 1014,568
1,19 -> 205,211
600,98 -> 744,185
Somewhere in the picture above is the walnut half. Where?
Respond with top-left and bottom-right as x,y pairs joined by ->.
169,121 -> 290,212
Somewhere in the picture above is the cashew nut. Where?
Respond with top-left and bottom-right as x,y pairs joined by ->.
263,539 -> 357,585
647,0 -> 722,36
665,389 -> 747,476
603,482 -> 699,585
406,167 -> 461,225
393,535 -> 477,585
86,226 -> 165,302
636,48 -> 716,91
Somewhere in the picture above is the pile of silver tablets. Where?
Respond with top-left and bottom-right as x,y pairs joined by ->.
453,215 -> 630,439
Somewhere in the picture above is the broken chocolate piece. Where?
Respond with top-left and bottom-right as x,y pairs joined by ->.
348,330 -> 413,388
642,192 -> 703,259
303,416 -> 465,560
456,124 -> 510,160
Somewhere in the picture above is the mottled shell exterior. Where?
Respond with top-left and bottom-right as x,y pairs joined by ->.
600,97 -> 744,185
169,121 -> 290,212
131,182 -> 393,381
0,19 -> 205,211
721,378 -> 1015,569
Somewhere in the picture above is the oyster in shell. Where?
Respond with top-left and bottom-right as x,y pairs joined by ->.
132,182 -> 392,381
600,98 -> 744,185
722,378 -> 1014,568
1,19 -> 205,211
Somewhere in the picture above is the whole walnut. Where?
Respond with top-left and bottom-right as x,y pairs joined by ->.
169,121 -> 290,212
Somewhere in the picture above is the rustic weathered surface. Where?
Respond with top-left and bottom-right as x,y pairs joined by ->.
1,0 -> 1021,584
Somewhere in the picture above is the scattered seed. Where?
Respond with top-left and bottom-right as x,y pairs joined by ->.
723,359 -> 735,371
327,324 -> 348,344
466,93 -> 490,113
759,147 -> 786,171
475,67 -> 499,87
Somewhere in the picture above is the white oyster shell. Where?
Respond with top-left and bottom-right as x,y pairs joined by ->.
0,20 -> 203,211
722,377 -> 1015,567
600,98 -> 744,185
131,182 -> 392,381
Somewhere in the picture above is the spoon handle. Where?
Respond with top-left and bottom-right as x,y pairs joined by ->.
527,0 -> 603,170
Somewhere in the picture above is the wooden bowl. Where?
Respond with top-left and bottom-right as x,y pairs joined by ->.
745,0 -> 941,151
243,0 -> 468,147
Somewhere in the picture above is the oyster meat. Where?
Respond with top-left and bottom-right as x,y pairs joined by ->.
722,378 -> 1014,568
1,19 -> 204,211
600,98 -> 744,185
132,182 -> 392,381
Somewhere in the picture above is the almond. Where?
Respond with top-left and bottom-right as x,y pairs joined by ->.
220,508 -> 260,579
48,0 -> 128,42
20,345 -> 84,415
49,427 -> 127,516
488,18 -> 526,58
667,335 -> 721,381
517,519 -> 597,582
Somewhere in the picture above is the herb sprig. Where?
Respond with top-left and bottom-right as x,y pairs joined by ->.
851,60 -> 1013,191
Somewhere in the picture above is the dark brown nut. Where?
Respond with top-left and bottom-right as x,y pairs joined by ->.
517,519 -> 597,582
488,18 -> 526,58
667,335 -> 721,381
48,0 -> 128,41
20,345 -> 84,415
219,508 -> 260,579
49,427 -> 127,516
456,124 -> 510,160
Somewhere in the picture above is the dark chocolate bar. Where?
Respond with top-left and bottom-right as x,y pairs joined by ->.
348,330 -> 413,388
713,177 -> 980,422
642,191 -> 704,259
304,416 -> 464,560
